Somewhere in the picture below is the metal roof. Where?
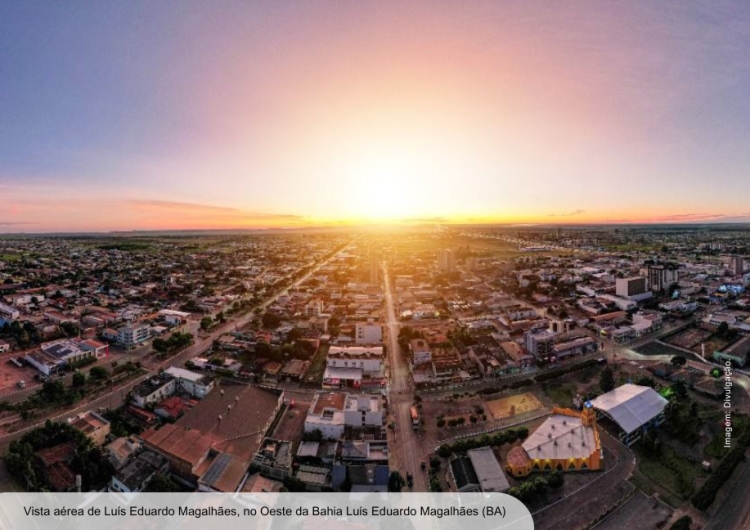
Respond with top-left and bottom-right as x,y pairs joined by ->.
590,384 -> 668,434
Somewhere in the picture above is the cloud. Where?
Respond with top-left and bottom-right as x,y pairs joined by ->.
548,210 -> 586,218
124,199 -> 305,222
0,221 -> 38,226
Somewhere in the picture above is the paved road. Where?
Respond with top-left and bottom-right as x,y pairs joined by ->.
704,448 -> 750,530
382,263 -> 428,492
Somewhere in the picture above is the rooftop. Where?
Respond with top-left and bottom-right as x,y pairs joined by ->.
590,384 -> 668,434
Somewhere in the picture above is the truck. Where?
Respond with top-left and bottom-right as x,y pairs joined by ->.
410,406 -> 420,429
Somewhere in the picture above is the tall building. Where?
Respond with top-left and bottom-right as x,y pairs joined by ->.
731,255 -> 745,276
615,277 -> 647,298
647,265 -> 679,292
437,249 -> 455,272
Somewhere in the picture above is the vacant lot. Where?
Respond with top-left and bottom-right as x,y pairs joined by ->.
593,491 -> 672,530
636,444 -> 707,499
486,392 -> 544,419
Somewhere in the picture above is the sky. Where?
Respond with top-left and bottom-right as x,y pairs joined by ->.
2,1 -> 750,232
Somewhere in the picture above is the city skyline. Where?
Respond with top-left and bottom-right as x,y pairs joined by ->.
3,2 -> 750,232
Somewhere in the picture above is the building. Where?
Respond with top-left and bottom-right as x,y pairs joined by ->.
355,322 -> 383,345
163,366 -> 215,398
0,340 -> 10,353
647,265 -> 679,292
589,384 -> 668,446
467,446 -> 511,492
506,407 -> 601,477
304,392 -> 384,439
105,436 -> 142,470
0,302 -> 20,325
109,452 -> 169,493
731,256 -> 745,276
25,339 -> 97,376
252,438 -> 294,481
117,325 -> 150,347
323,346 -> 385,389
713,335 -> 750,367
131,373 -> 176,408
448,456 -> 480,492
141,385 -> 284,491
615,277 -> 647,298
68,411 -> 111,446
410,338 -> 432,366
437,249 -> 455,272
524,330 -> 557,358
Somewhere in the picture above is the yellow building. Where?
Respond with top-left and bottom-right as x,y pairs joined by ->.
506,406 -> 602,477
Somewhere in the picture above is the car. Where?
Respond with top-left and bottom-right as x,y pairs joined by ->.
16,380 -> 26,389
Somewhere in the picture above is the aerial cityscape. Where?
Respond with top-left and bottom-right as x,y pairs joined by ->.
2,2 -> 750,530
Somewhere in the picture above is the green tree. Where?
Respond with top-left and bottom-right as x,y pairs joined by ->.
388,471 -> 406,492
89,366 -> 109,382
599,366 -> 615,393
200,316 -> 213,331
71,371 -> 86,388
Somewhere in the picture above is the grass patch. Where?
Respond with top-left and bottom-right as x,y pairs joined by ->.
304,344 -> 329,385
0,254 -> 21,262
543,382 -> 577,407
705,414 -> 749,460
637,444 -> 706,499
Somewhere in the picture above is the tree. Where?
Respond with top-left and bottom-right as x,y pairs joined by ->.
261,312 -> 281,329
599,366 -> 615,393
216,311 -> 226,324
89,366 -> 109,382
717,321 -> 730,338
671,355 -> 687,367
669,516 -> 692,530
388,471 -> 406,492
152,338 -> 168,353
436,418 -> 446,428
200,316 -> 213,331
145,474 -> 182,492
72,372 -> 86,388
547,470 -> 564,489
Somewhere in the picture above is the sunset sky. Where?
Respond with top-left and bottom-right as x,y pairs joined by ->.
2,2 -> 750,232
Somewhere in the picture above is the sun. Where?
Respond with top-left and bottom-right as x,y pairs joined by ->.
348,149 -> 427,222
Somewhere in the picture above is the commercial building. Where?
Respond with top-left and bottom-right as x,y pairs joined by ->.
589,384 -> 668,446
615,277 -> 647,298
163,366 -> 215,398
647,265 -> 679,292
437,249 -> 455,272
323,346 -> 385,389
524,330 -> 557,358
141,385 -> 284,492
25,339 -> 98,376
506,407 -> 602,477
355,322 -> 383,345
731,256 -> 745,276
304,392 -> 384,439
117,325 -> 150,347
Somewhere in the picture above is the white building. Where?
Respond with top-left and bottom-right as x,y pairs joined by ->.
304,392 -> 384,439
0,302 -> 20,324
25,339 -> 97,376
355,322 -> 383,345
117,325 -> 150,347
163,366 -> 215,398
